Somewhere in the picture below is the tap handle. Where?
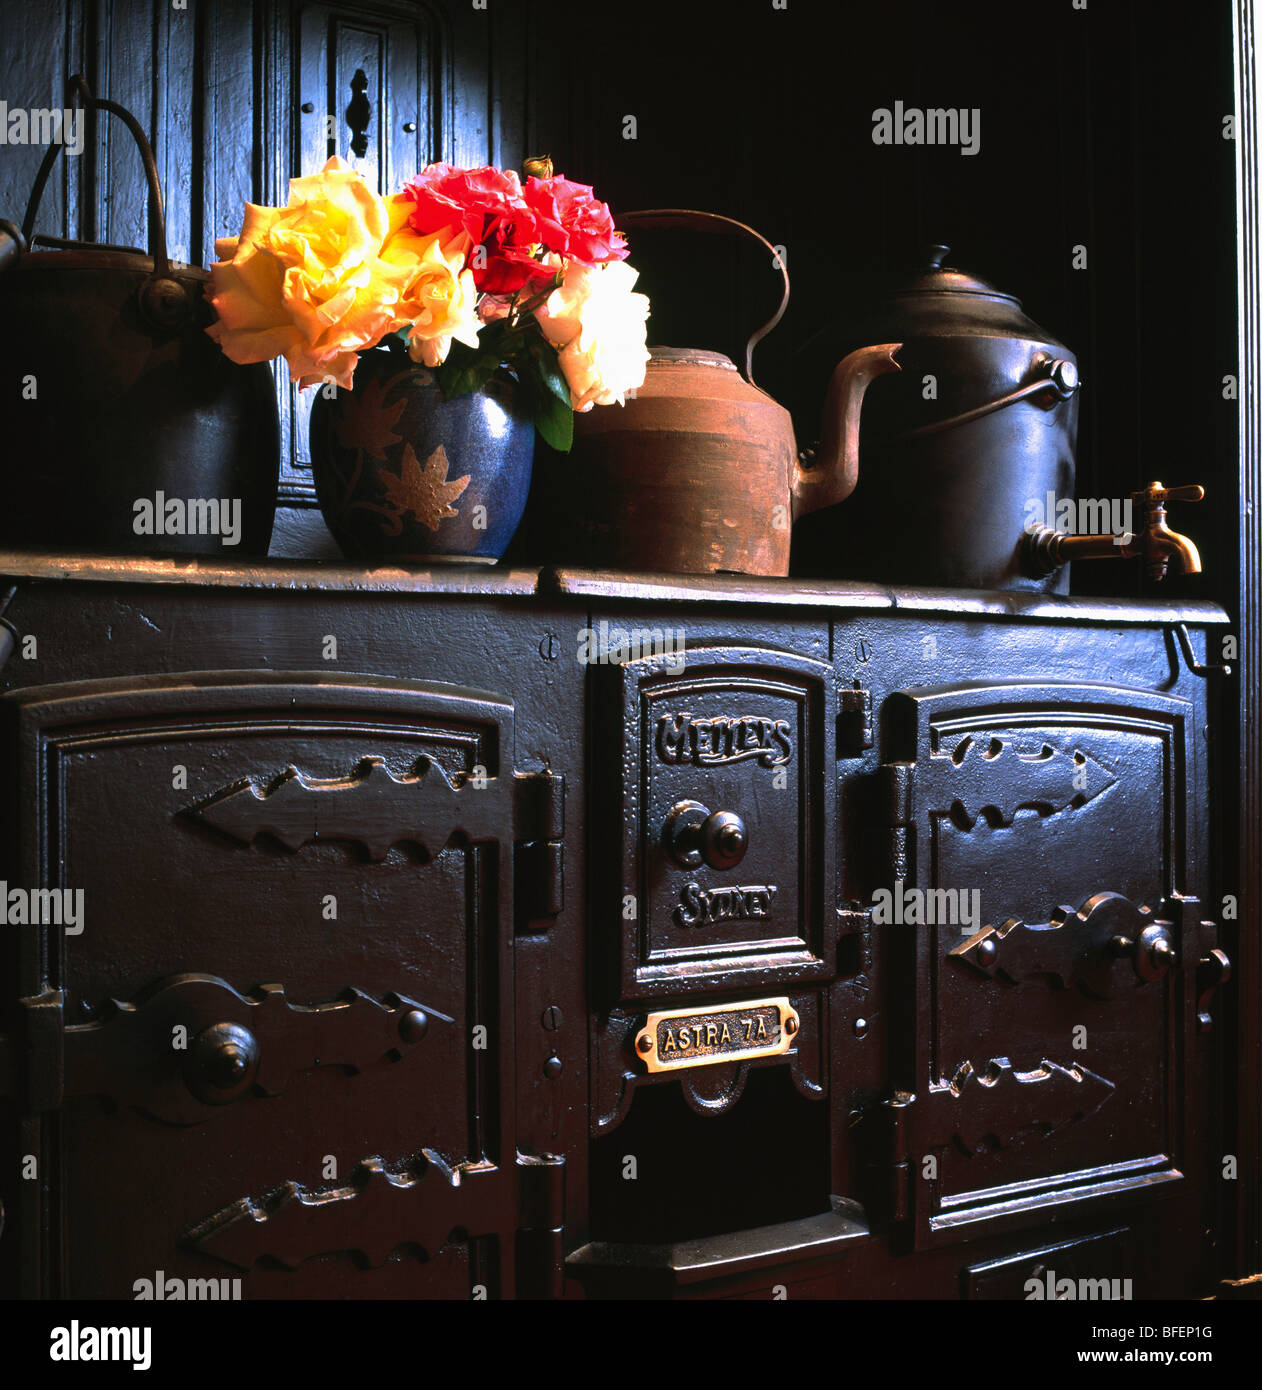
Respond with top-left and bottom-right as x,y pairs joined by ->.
1131,480 -> 1205,581
1136,480 -> 1205,511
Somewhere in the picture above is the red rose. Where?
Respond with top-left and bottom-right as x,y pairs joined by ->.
524,175 -> 627,265
478,235 -> 554,295
400,163 -> 552,294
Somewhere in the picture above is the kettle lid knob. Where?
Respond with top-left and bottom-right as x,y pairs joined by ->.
926,244 -> 951,270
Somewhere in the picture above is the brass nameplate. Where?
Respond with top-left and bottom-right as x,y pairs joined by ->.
634,997 -> 798,1073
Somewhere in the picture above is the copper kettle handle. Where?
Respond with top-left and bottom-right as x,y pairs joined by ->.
23,75 -> 170,273
612,208 -> 789,388
19,74 -> 187,327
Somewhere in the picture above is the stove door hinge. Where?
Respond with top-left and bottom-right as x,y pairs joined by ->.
837,906 -> 871,976
878,761 -> 915,882
516,1153 -> 566,1298
513,772 -> 565,928
837,907 -> 871,938
885,1090 -> 916,1225
838,685 -> 874,755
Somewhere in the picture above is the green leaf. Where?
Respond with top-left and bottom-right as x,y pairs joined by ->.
479,317 -> 511,355
534,350 -> 571,407
435,343 -> 501,400
512,340 -> 575,452
517,325 -> 571,406
532,385 -> 574,452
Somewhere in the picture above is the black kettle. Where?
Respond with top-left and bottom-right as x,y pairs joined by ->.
792,246 -> 1081,593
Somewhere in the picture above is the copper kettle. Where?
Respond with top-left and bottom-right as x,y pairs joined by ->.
530,209 -> 900,577
0,75 -> 279,557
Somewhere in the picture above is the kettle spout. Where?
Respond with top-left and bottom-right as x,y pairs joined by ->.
793,343 -> 901,518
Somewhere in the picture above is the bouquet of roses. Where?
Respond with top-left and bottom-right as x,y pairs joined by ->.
205,155 -> 650,451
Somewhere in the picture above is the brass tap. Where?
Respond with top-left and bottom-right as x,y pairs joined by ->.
1023,481 -> 1204,582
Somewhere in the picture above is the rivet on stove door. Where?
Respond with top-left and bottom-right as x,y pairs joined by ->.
543,1055 -> 563,1079
399,1009 -> 429,1043
853,1017 -> 869,1038
637,1034 -> 654,1054
784,1012 -> 799,1036
976,938 -> 998,967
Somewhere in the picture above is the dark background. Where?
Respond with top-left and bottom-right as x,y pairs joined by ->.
0,0 -> 1241,606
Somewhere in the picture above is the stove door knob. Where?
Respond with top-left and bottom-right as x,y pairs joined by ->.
184,1022 -> 260,1105
701,810 -> 748,871
663,801 -> 748,871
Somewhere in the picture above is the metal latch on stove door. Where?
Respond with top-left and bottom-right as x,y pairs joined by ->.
0,769 -> 566,1120
183,1148 -> 566,1298
0,973 -> 452,1122
949,891 -> 1231,1027
183,754 -> 564,926
878,890 -> 1230,1235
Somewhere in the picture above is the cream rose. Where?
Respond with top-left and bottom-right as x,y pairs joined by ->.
534,258 -> 650,410
378,196 -> 481,368
206,156 -> 411,390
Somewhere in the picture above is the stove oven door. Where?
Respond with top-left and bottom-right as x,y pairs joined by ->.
0,672 -> 562,1299
876,679 -> 1227,1257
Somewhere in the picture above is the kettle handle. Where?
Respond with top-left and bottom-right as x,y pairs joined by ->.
20,75 -> 186,325
895,355 -> 1080,440
612,209 -> 789,388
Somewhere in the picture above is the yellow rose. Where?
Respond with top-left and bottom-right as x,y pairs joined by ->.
206,157 -> 411,390
379,196 -> 482,368
534,258 -> 650,410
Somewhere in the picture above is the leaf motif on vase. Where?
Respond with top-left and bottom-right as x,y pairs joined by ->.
379,443 -> 471,531
332,374 -> 407,460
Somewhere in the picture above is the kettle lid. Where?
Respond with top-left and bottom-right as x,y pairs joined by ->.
885,244 -> 1067,346
897,243 -> 1018,298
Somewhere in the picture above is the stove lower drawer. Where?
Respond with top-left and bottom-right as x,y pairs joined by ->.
568,1197 -> 868,1300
